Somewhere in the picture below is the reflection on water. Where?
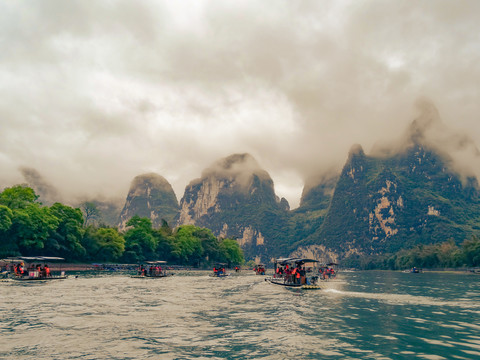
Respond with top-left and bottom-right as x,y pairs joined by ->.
1,271 -> 479,359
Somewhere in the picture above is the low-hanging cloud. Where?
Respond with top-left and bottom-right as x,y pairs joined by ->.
1,0 -> 480,208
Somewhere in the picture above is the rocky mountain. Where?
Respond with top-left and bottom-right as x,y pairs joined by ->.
177,153 -> 291,260
118,173 -> 179,229
293,101 -> 480,261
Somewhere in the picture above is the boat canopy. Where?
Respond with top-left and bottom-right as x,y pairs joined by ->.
275,258 -> 296,265
145,260 -> 167,264
6,256 -> 65,262
294,258 -> 320,265
275,258 -> 319,266
326,262 -> 338,266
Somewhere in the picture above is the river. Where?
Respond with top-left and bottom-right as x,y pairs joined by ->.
1,270 -> 479,359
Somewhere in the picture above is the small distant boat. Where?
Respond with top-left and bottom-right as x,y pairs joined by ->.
131,261 -> 174,278
265,258 -> 321,290
2,256 -> 68,281
253,264 -> 266,275
211,263 -> 230,277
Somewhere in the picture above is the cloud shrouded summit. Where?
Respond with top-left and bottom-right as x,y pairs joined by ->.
1,1 -> 480,208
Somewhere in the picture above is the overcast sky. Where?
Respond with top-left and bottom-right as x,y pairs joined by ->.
1,0 -> 480,208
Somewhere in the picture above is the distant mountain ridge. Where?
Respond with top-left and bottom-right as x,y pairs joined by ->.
15,100 -> 480,263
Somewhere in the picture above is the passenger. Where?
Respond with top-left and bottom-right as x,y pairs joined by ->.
300,267 -> 306,284
296,266 -> 301,284
291,267 -> 297,284
44,264 -> 51,277
18,263 -> 25,276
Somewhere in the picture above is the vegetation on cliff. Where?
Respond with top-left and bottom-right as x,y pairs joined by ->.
343,237 -> 480,270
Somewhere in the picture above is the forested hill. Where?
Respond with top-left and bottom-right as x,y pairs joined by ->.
0,185 -> 244,266
294,142 -> 480,258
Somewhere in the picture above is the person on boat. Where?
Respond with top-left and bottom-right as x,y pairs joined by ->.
284,266 -> 292,283
40,265 -> 47,278
300,266 -> 306,285
290,267 -> 300,284
44,264 -> 51,277
17,262 -> 25,276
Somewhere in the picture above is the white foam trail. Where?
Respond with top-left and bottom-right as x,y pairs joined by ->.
323,288 -> 479,308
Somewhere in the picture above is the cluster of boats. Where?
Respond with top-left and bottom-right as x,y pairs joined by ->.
2,255 -> 338,291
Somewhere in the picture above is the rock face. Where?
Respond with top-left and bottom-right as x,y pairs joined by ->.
118,173 -> 179,229
296,107 -> 480,258
178,153 -> 290,259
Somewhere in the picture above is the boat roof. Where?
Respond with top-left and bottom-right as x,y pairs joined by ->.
4,256 -> 65,262
275,258 -> 320,265
145,260 -> 167,264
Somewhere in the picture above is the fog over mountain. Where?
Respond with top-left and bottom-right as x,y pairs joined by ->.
1,1 -> 480,208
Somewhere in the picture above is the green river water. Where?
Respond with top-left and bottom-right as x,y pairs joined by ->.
1,270 -> 479,359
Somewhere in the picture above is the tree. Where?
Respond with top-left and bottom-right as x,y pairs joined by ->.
82,202 -> 100,226
123,216 -> 157,261
173,225 -> 203,265
218,238 -> 244,266
0,205 -> 14,257
0,185 -> 39,209
47,203 -> 86,260
9,203 -> 59,255
461,235 -> 480,267
0,205 -> 13,232
87,227 -> 125,261
194,227 -> 221,264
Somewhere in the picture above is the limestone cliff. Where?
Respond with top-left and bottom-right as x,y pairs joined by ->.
178,153 -> 291,259
118,173 -> 179,229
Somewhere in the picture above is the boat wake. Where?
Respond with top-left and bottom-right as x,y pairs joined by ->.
323,288 -> 480,309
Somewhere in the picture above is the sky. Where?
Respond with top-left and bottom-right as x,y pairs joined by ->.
1,0 -> 480,209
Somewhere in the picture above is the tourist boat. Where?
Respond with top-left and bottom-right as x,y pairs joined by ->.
3,256 -> 68,281
131,260 -> 174,278
253,264 -> 266,275
318,262 -> 338,280
211,263 -> 230,277
265,258 -> 321,290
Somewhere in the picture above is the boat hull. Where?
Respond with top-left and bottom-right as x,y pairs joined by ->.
14,276 -> 67,281
131,274 -> 174,278
265,278 -> 320,290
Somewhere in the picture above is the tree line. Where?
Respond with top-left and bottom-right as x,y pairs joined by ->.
0,185 -> 244,266
343,237 -> 480,270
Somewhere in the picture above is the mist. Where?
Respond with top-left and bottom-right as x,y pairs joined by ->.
1,1 -> 480,209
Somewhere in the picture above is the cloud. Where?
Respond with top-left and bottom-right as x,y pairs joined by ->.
1,0 -> 480,208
